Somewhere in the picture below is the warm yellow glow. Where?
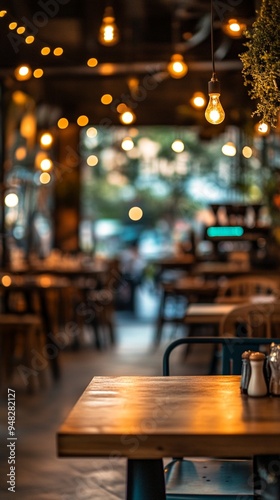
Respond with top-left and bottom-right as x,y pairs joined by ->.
190,92 -> 206,109
101,94 -> 113,105
242,146 -> 253,159
40,172 -> 51,184
129,206 -> 143,221
39,275 -> 52,288
17,26 -> 26,34
116,103 -> 128,114
120,110 -> 136,125
20,113 -> 36,140
223,18 -> 246,38
14,64 -> 32,81
41,46 -> 51,55
15,147 -> 27,161
9,22 -> 17,30
167,54 -> 188,79
98,7 -> 120,46
33,68 -> 44,78
222,142 -> 236,156
57,117 -> 69,129
25,35 -> 35,44
205,94 -> 225,125
40,132 -> 54,148
77,115 -> 89,127
12,91 -> 28,105
5,193 -> 19,208
257,122 -> 270,135
53,47 -> 63,56
1,275 -> 12,287
121,137 -> 134,151
35,151 -> 48,168
86,127 -> 98,138
86,155 -> 99,166
40,158 -> 53,171
171,140 -> 184,153
87,57 -> 98,67
0,10 -> 7,17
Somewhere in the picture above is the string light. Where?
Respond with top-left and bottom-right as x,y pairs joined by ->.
167,54 -> 188,79
98,6 -> 119,46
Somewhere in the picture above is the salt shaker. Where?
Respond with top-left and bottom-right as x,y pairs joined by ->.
247,352 -> 267,397
269,343 -> 280,396
240,351 -> 251,394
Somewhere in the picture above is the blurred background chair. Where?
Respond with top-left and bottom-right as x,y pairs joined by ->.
219,300 -> 280,338
216,276 -> 280,304
163,336 -> 280,499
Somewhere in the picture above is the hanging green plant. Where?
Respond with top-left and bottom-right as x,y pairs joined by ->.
239,0 -> 280,127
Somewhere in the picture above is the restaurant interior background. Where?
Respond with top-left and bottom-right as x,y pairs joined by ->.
1,0 -> 280,306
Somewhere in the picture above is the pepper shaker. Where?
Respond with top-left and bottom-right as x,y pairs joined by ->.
247,352 -> 267,397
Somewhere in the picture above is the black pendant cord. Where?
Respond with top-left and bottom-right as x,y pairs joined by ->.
211,0 -> 216,78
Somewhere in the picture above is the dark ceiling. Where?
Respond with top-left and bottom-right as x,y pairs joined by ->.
0,0 -> 259,132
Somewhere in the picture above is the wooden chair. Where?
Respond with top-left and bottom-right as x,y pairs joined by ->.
216,276 -> 279,302
163,336 -> 280,499
219,300 -> 280,338
0,313 -> 45,393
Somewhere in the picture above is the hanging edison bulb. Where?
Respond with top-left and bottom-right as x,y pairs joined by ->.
205,75 -> 225,125
98,6 -> 120,46
167,54 -> 188,79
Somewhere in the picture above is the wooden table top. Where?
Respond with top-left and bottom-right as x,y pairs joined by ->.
57,376 -> 280,460
184,303 -> 237,323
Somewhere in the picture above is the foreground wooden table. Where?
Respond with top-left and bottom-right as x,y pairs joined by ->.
57,376 -> 280,499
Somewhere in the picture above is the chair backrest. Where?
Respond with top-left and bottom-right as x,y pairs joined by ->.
217,276 -> 280,298
219,300 -> 280,337
163,336 -> 280,376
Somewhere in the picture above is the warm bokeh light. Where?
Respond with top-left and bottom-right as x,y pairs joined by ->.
171,140 -> 184,153
40,158 -> 53,171
40,132 -> 54,148
57,117 -> 69,129
33,68 -> 44,78
39,172 -> 51,184
20,113 -> 36,140
35,151 -> 48,168
1,275 -> 12,287
14,64 -> 32,81
9,22 -> 17,30
119,110 -> 136,125
0,10 -> 7,17
167,54 -> 188,79
77,115 -> 89,127
39,275 -> 52,288
15,147 -> 27,161
86,127 -> 98,138
53,47 -> 63,56
87,58 -> 98,67
101,94 -> 113,105
116,103 -> 128,114
12,91 -> 28,105
129,206 -> 143,221
222,142 -> 237,156
223,18 -> 246,38
190,92 -> 206,109
242,146 -> 253,159
41,46 -> 51,55
25,35 -> 35,44
17,26 -> 26,34
121,137 -> 134,151
86,155 -> 99,166
256,122 -> 270,135
5,193 -> 19,208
